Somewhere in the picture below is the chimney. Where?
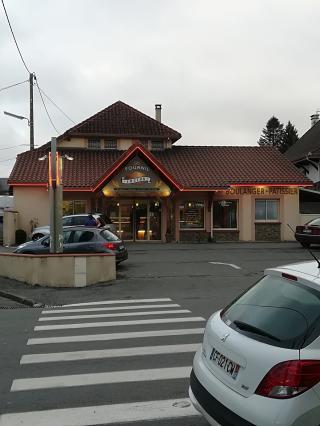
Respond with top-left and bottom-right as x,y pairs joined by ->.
311,112 -> 320,127
155,104 -> 162,122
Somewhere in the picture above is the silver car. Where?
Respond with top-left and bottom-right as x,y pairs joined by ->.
31,214 -> 117,240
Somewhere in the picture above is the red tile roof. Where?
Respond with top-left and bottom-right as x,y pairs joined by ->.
59,101 -> 181,142
9,145 -> 311,190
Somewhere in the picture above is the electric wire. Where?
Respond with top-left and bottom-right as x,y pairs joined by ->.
0,79 -> 28,93
38,88 -> 76,124
34,75 -> 60,134
1,0 -> 71,136
1,0 -> 30,74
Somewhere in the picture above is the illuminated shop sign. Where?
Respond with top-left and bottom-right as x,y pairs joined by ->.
225,187 -> 298,195
102,156 -> 171,197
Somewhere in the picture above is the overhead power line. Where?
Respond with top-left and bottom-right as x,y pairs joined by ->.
1,0 -> 30,74
0,79 -> 28,93
39,88 -> 76,124
34,75 -> 59,134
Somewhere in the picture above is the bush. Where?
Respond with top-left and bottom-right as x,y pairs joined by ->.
15,229 -> 27,245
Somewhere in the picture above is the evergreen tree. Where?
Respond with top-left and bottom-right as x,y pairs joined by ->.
280,121 -> 299,153
258,116 -> 284,150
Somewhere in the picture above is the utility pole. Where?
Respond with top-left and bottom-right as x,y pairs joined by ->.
29,72 -> 34,150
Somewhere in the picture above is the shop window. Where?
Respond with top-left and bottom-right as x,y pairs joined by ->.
255,199 -> 279,221
213,200 -> 238,228
88,138 -> 101,149
63,200 -> 86,215
104,140 -> 117,150
151,141 -> 164,151
299,189 -> 320,214
179,201 -> 204,229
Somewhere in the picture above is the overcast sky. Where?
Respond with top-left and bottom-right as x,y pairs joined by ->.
1,0 -> 320,176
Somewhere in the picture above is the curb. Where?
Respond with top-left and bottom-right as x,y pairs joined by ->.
0,290 -> 42,307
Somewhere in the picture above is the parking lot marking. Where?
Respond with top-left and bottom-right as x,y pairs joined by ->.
27,327 -> 205,345
0,398 -> 200,425
34,317 -> 206,331
21,343 -> 200,364
42,303 -> 180,314
63,298 -> 172,307
38,309 -> 191,322
209,261 -> 241,270
11,366 -> 192,391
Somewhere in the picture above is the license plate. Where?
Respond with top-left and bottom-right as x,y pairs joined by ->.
209,347 -> 240,380
303,229 -> 311,233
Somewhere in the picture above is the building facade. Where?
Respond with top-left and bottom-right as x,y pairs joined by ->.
9,101 -> 311,242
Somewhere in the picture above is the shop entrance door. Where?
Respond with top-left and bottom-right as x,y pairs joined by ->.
107,200 -> 161,241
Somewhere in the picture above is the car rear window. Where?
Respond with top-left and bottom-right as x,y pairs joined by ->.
221,275 -> 320,349
307,218 -> 320,226
101,229 -> 120,242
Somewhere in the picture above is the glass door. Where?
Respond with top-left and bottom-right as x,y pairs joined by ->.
104,200 -> 162,241
120,202 -> 134,240
134,201 -> 148,241
149,201 -> 161,240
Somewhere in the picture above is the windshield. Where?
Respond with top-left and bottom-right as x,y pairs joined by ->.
221,275 -> 320,349
101,229 -> 120,242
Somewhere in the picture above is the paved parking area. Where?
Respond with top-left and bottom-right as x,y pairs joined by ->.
0,242 -> 313,312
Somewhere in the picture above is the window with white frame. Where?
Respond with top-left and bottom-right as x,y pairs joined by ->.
88,138 -> 101,149
104,140 -> 117,150
213,200 -> 238,228
179,201 -> 204,229
151,140 -> 164,151
255,199 -> 279,221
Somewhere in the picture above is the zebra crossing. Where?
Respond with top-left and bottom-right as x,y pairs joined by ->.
0,297 -> 211,426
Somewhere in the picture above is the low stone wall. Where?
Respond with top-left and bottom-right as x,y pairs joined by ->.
0,253 -> 116,287
255,223 -> 281,241
179,230 -> 210,243
212,230 -> 240,241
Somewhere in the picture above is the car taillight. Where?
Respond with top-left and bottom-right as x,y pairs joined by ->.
311,228 -> 320,235
295,226 -> 304,232
103,242 -> 117,250
255,360 -> 320,399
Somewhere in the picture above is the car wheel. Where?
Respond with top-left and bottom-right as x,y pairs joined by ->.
301,242 -> 310,248
32,233 -> 44,241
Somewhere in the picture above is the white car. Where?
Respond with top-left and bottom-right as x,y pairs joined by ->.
31,214 -> 117,240
189,260 -> 320,426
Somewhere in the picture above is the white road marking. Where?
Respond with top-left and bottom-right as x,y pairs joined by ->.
0,398 -> 200,426
34,317 -> 205,331
209,261 -> 241,270
41,303 -> 180,314
28,327 -> 205,345
62,298 -> 172,307
11,366 -> 192,391
38,309 -> 190,322
21,343 -> 201,364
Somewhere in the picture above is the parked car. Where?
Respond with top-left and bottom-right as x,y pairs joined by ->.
15,226 -> 128,264
189,260 -> 320,426
295,218 -> 320,247
31,214 -> 117,240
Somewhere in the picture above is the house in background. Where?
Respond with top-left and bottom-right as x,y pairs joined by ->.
8,101 -> 311,243
286,113 -> 320,217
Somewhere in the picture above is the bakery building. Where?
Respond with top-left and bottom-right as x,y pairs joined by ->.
8,101 -> 311,242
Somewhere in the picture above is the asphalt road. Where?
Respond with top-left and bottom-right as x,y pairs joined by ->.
0,242 -> 313,425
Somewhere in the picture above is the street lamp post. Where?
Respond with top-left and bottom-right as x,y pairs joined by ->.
49,137 -> 63,253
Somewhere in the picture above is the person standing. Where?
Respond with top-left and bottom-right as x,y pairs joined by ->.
84,214 -> 97,226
